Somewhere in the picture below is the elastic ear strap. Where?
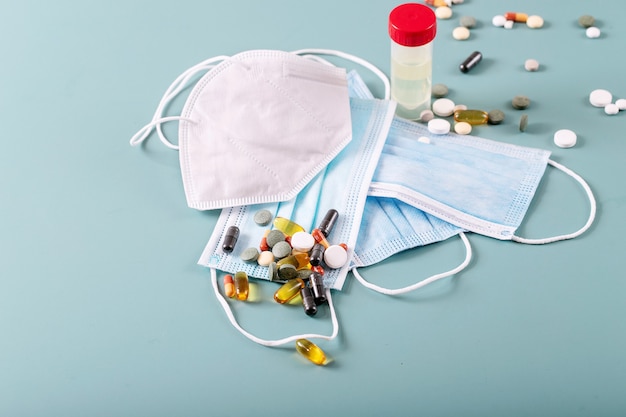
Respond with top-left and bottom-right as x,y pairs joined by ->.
351,232 -> 472,295
512,159 -> 597,244
210,268 -> 339,347
291,48 -> 391,100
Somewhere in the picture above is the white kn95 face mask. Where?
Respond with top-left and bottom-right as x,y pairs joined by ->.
130,50 -> 353,210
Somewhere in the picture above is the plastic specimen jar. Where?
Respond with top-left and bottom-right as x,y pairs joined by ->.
389,3 -> 437,120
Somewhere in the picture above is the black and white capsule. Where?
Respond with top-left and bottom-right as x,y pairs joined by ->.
222,226 -> 240,253
459,51 -> 482,73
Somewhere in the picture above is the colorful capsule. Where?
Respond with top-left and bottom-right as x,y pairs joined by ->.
309,271 -> 327,304
309,243 -> 325,267
318,209 -> 338,237
295,339 -> 327,366
505,12 -> 528,23
453,109 -> 489,125
273,217 -> 305,236
312,228 -> 330,249
300,286 -> 317,316
274,278 -> 305,304
424,0 -> 450,6
223,274 -> 236,298
234,271 -> 249,301
259,229 -> 270,252
311,265 -> 325,276
459,51 -> 482,73
222,226 -> 239,253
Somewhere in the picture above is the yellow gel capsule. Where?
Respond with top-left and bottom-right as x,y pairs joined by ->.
234,271 -> 249,301
295,339 -> 327,366
274,278 -> 305,304
273,217 -> 305,236
453,109 -> 489,125
276,253 -> 311,269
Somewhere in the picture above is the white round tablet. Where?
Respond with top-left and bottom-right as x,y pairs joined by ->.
589,89 -> 612,107
432,98 -> 455,117
605,103 -> 619,115
290,231 -> 315,252
323,245 -> 348,269
417,136 -> 431,144
616,99 -> 626,110
526,15 -> 544,29
554,129 -> 577,148
492,15 -> 506,27
524,59 -> 540,71
420,109 -> 434,122
504,20 -> 514,29
586,26 -> 601,38
428,118 -> 451,135
452,26 -> 470,40
435,6 -> 452,20
454,121 -> 472,135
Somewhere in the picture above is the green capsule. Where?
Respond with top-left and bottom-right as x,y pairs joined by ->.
274,278 -> 305,304
453,109 -> 488,125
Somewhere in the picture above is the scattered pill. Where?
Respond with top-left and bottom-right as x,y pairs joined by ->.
459,15 -> 476,28
318,209 -> 338,237
435,6 -> 452,20
268,262 -> 279,281
519,114 -> 529,132
290,231 -> 315,252
524,59 -> 540,71
272,241 -> 292,259
425,0 -> 451,6
432,83 -> 449,98
512,95 -> 531,110
253,209 -> 273,226
309,243 -> 325,267
554,129 -> 577,148
616,99 -> 626,110
589,89 -> 612,107
605,103 -> 619,115
240,247 -> 259,263
454,104 -> 467,112
487,109 -> 505,124
586,27 -> 601,38
504,20 -> 514,29
578,15 -> 595,28
273,217 -> 305,236
459,51 -> 482,73
451,0 -> 463,4
420,109 -> 435,122
492,15 -> 506,27
505,12 -> 528,23
452,26 -> 471,40
309,272 -> 327,304
417,136 -> 431,144
526,15 -> 544,29
278,252 -> 310,269
223,274 -> 236,298
257,250 -> 274,266
295,338 -> 327,366
428,118 -> 451,134
323,244 -> 348,269
266,229 -> 286,248
454,109 -> 488,125
432,98 -> 455,116
234,271 -> 249,301
311,228 -> 330,248
274,278 -> 305,304
454,122 -> 472,135
300,286 -> 317,316
278,263 -> 298,280
222,226 -> 240,253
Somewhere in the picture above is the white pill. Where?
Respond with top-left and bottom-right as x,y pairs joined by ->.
586,26 -> 601,38
452,26 -> 470,40
605,103 -> 619,115
428,118 -> 451,135
616,99 -> 626,110
420,109 -> 434,122
432,98 -> 455,117
492,15 -> 506,27
417,136 -> 431,144
504,20 -> 514,29
257,251 -> 275,266
454,104 -> 467,112
454,122 -> 472,135
526,15 -> 544,29
435,6 -> 452,20
323,245 -> 348,269
290,231 -> 315,252
451,0 -> 463,4
589,89 -> 612,107
524,59 -> 540,71
554,129 -> 577,148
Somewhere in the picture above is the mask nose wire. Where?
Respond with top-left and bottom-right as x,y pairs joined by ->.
291,48 -> 391,100
511,159 -> 597,244
210,268 -> 339,347
351,232 -> 472,295
129,56 -> 229,149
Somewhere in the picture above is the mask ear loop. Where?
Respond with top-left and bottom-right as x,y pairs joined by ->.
512,159 -> 597,244
291,48 -> 391,100
210,268 -> 339,347
129,56 -> 229,149
351,232 -> 472,295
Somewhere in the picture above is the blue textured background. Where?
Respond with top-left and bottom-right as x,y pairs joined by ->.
1,1 -> 624,416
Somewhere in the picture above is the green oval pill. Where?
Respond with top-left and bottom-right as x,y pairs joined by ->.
488,109 -> 505,125
272,241 -> 292,259
278,264 -> 298,281
240,247 -> 259,263
432,83 -> 449,98
253,209 -> 273,226
512,95 -> 530,110
266,230 -> 286,248
268,262 -> 279,282
519,114 -> 529,132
